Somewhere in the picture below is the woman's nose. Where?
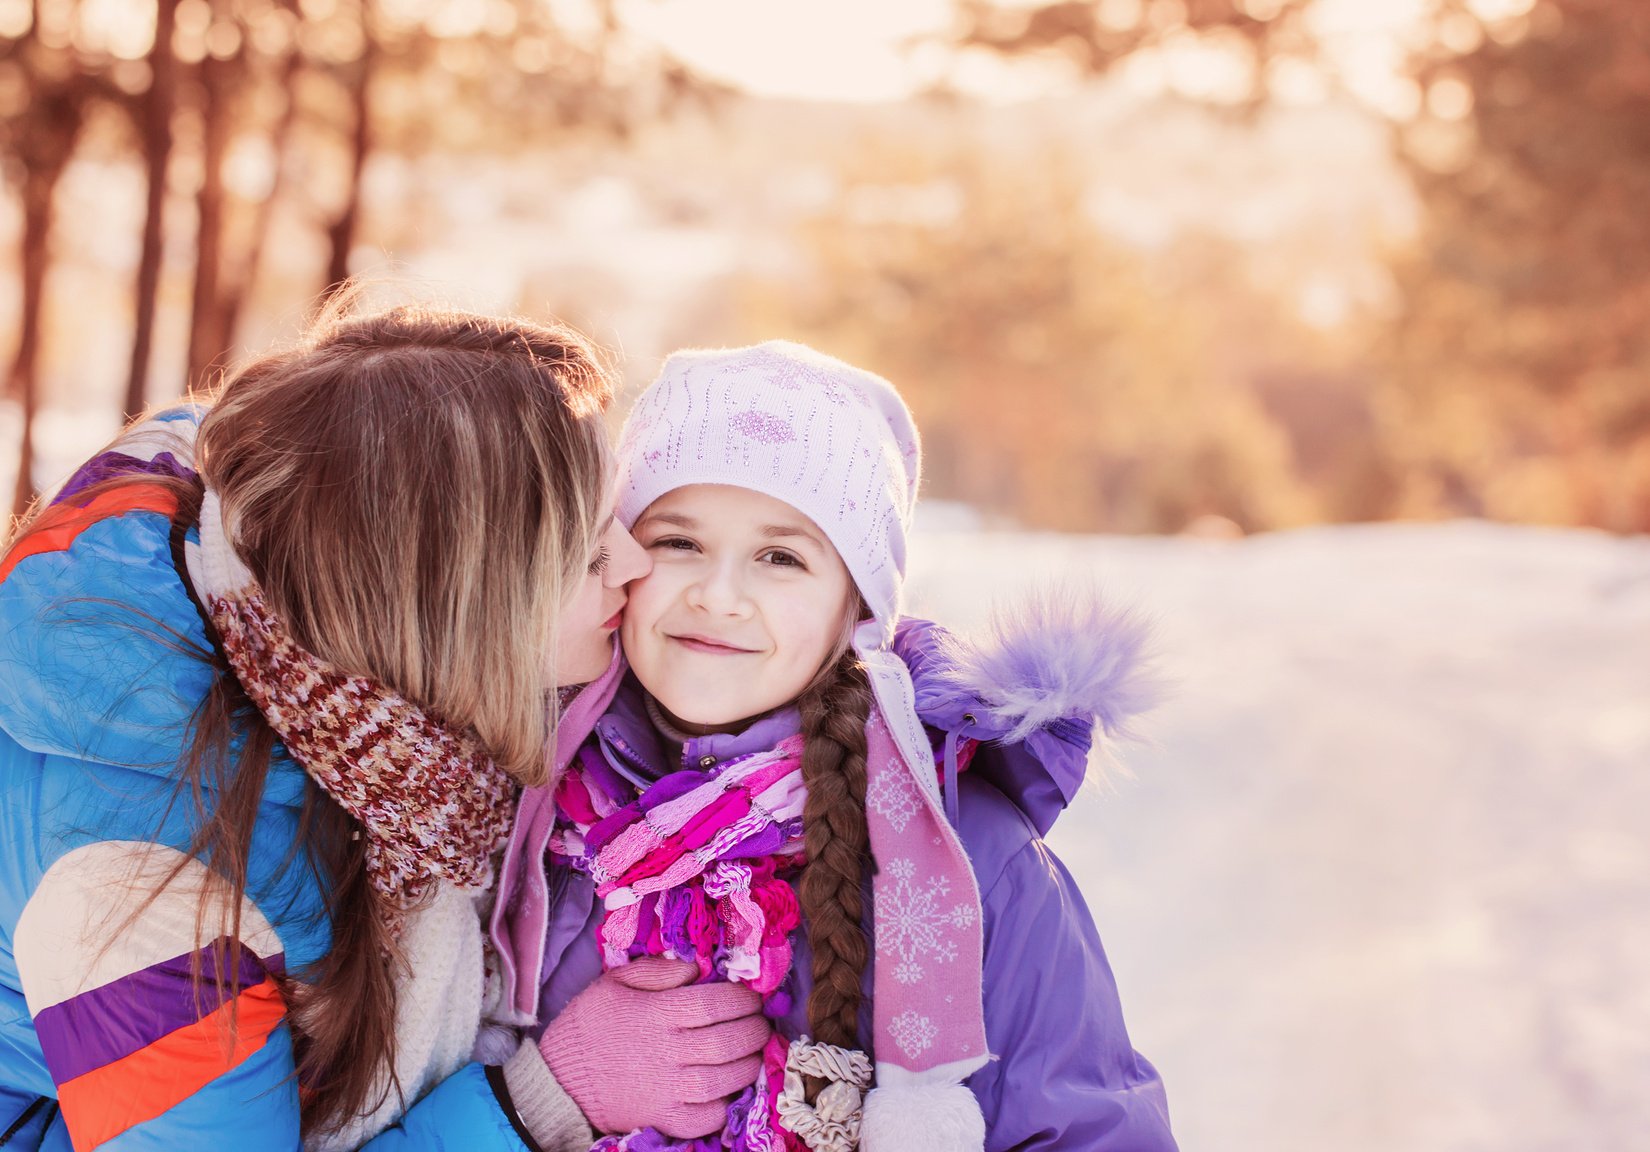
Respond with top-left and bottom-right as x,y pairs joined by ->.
609,525 -> 651,586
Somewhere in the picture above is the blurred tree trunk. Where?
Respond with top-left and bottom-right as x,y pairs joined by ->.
186,38 -> 237,389
9,160 -> 66,518
124,0 -> 180,420
7,10 -> 87,518
323,25 -> 374,298
219,42 -> 302,354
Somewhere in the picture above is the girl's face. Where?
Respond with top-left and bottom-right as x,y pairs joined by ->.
550,507 -> 652,685
623,484 -> 856,733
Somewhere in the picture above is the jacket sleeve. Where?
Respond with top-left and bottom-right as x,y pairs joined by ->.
357,1062 -> 554,1152
11,841 -> 539,1152
962,782 -> 1178,1152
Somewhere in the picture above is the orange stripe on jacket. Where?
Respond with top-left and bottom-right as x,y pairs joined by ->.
0,483 -> 180,586
55,976 -> 286,1151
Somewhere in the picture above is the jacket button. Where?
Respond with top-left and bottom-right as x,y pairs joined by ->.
699,755 -> 717,769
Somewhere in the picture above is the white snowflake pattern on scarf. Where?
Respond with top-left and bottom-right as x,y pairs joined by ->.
875,858 -> 979,985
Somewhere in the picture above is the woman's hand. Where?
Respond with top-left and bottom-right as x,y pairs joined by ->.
538,957 -> 772,1138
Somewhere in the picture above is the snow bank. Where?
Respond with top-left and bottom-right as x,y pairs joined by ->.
906,520 -> 1650,1152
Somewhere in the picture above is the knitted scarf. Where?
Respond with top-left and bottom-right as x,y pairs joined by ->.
552,731 -> 805,1152
184,483 -> 515,917
551,707 -> 987,1152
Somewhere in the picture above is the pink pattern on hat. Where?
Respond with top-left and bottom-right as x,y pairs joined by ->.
731,409 -> 797,445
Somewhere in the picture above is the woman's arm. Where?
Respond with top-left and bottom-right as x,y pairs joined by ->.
11,841 -> 549,1152
358,1051 -> 590,1152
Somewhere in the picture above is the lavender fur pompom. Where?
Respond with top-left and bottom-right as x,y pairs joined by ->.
931,581 -> 1165,745
471,1020 -> 522,1066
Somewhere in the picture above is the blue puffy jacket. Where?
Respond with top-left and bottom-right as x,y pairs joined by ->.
0,411 -> 533,1151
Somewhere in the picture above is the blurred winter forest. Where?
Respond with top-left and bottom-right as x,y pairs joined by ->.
4,5 -> 1647,1150
2,0 -> 1647,532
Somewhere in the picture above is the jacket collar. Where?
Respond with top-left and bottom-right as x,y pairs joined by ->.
593,674 -> 803,786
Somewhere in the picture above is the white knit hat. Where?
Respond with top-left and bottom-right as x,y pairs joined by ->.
616,341 -> 939,788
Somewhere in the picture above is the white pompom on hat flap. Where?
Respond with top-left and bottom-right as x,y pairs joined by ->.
861,1081 -> 987,1152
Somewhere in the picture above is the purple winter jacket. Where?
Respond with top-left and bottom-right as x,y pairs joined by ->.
530,612 -> 1177,1152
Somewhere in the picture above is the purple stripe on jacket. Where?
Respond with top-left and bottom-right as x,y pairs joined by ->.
54,451 -> 196,505
33,939 -> 285,1083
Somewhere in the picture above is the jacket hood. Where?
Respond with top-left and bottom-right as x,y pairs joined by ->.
0,410 -> 308,808
896,584 -> 1163,836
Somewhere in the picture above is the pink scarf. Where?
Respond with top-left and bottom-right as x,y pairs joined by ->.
551,704 -> 987,1152
553,735 -> 805,1151
490,645 -> 628,1023
861,708 -> 987,1079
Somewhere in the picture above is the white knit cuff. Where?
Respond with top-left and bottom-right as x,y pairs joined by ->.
500,1039 -> 595,1152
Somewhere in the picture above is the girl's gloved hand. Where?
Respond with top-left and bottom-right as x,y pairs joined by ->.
538,956 -> 772,1138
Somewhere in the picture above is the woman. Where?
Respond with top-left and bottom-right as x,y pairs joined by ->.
0,305 -> 758,1151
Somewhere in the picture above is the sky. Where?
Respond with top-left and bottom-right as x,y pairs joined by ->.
617,0 -> 958,103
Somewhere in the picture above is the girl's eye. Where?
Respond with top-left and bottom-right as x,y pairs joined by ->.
759,549 -> 805,569
650,536 -> 698,552
587,547 -> 610,576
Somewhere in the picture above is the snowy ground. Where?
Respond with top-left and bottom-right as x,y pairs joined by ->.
904,520 -> 1650,1152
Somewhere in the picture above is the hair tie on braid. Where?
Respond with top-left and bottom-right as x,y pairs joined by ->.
777,1036 -> 874,1151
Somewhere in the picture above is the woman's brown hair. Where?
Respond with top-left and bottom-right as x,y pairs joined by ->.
12,302 -> 615,1137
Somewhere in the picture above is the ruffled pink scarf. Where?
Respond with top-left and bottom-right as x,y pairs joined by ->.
553,733 -> 805,1151
550,704 -> 988,1152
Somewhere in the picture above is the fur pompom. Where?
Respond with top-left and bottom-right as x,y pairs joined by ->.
470,1020 -> 521,1065
933,581 -> 1163,745
861,1082 -> 986,1152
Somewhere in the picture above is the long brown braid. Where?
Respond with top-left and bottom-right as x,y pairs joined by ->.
796,650 -> 875,1053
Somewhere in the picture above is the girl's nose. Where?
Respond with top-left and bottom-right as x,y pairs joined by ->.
687,560 -> 750,615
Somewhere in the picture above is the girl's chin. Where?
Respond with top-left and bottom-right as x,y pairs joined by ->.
652,696 -> 752,734
659,702 -> 722,727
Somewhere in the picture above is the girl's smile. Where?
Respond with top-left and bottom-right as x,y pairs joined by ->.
668,632 -> 760,655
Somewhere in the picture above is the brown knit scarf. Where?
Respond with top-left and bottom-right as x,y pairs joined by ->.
184,487 -> 515,921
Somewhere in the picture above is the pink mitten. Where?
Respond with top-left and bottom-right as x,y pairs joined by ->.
539,957 -> 772,1138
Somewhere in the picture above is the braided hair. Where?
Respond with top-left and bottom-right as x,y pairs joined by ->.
795,649 -> 875,1053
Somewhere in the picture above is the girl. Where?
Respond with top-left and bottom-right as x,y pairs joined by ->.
0,305 -> 753,1151
493,342 -> 1178,1151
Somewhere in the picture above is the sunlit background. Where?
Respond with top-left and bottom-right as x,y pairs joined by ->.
3,1 -> 1647,1149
